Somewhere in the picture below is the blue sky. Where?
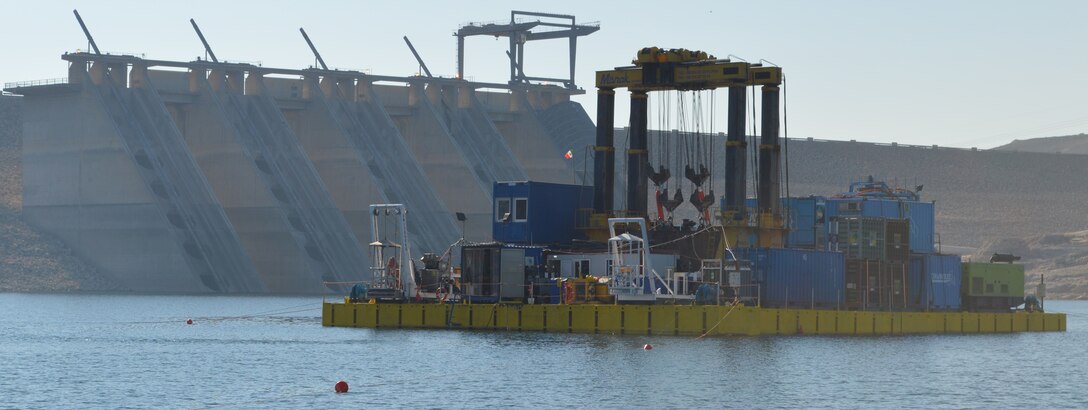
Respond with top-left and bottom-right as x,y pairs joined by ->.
2,0 -> 1085,148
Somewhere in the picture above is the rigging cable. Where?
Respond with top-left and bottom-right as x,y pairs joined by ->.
705,88 -> 713,189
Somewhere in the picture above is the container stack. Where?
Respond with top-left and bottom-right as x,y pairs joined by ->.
834,216 -> 910,310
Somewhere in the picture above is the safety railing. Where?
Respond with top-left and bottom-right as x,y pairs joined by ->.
70,49 -> 146,58
4,78 -> 69,89
219,59 -> 262,66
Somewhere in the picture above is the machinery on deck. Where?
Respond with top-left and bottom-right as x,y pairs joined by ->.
365,204 -> 417,301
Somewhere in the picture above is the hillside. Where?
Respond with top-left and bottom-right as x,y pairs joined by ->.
613,131 -> 1088,249
785,139 -> 1088,248
995,133 -> 1088,154
973,230 -> 1088,300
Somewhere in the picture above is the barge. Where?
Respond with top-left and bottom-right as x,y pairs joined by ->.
322,47 -> 1066,336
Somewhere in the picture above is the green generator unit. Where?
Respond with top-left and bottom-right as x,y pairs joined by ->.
961,262 -> 1025,311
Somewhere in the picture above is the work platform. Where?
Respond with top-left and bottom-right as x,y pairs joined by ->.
323,302 -> 1066,336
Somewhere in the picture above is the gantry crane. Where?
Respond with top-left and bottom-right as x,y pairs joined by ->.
590,47 -> 785,250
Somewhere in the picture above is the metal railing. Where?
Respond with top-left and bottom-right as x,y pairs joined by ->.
795,136 -> 984,153
4,78 -> 69,89
219,59 -> 262,66
329,67 -> 372,75
71,49 -> 146,58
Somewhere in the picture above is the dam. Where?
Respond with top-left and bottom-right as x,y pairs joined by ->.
7,11 -> 597,293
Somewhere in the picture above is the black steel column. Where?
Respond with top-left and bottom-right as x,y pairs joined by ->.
758,85 -> 781,217
627,91 -> 649,217
724,85 -> 748,222
593,88 -> 616,213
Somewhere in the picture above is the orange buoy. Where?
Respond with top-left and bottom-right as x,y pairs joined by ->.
643,343 -> 653,350
186,319 -> 193,325
334,380 -> 349,393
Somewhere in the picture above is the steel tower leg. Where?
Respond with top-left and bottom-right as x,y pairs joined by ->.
627,91 -> 649,217
758,85 -> 781,217
457,37 -> 465,79
593,88 -> 615,214
724,86 -> 748,223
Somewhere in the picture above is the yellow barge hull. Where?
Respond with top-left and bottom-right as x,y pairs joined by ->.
322,302 -> 1066,336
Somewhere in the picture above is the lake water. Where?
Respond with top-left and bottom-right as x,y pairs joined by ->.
1,293 -> 1085,408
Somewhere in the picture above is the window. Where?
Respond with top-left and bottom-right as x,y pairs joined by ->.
496,198 -> 511,222
546,258 -> 561,279
839,202 -> 862,213
574,259 -> 590,277
514,198 -> 528,222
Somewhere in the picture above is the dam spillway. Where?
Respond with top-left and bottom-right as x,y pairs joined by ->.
11,52 -> 593,293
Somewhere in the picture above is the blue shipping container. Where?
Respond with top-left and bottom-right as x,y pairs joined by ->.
744,197 -> 827,248
493,181 -> 593,244
907,253 -> 962,311
736,194 -> 934,253
735,248 -> 845,309
784,197 -> 823,248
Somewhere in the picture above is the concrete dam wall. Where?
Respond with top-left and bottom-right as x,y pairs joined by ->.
13,55 -> 590,293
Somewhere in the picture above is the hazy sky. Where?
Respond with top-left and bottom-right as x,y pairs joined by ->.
2,0 -> 1085,148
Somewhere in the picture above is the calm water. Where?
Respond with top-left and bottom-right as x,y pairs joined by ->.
1,294 -> 1085,409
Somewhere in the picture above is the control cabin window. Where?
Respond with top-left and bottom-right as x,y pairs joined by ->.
496,198 -> 511,222
514,198 -> 528,222
574,259 -> 590,278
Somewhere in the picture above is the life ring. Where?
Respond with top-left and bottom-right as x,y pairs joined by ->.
564,283 -> 575,304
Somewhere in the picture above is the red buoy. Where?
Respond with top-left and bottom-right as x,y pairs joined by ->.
334,380 -> 349,393
186,319 -> 193,325
643,343 -> 653,350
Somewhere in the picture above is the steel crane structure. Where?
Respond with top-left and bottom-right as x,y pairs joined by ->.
591,47 -> 785,249
455,10 -> 599,89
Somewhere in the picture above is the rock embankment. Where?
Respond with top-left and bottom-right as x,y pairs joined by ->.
0,95 -> 121,292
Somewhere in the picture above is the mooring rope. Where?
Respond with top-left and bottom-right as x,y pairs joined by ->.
696,299 -> 741,339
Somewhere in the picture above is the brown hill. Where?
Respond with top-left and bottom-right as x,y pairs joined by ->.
973,230 -> 1088,300
784,138 -> 1088,248
995,133 -> 1088,154
613,130 -> 1088,249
